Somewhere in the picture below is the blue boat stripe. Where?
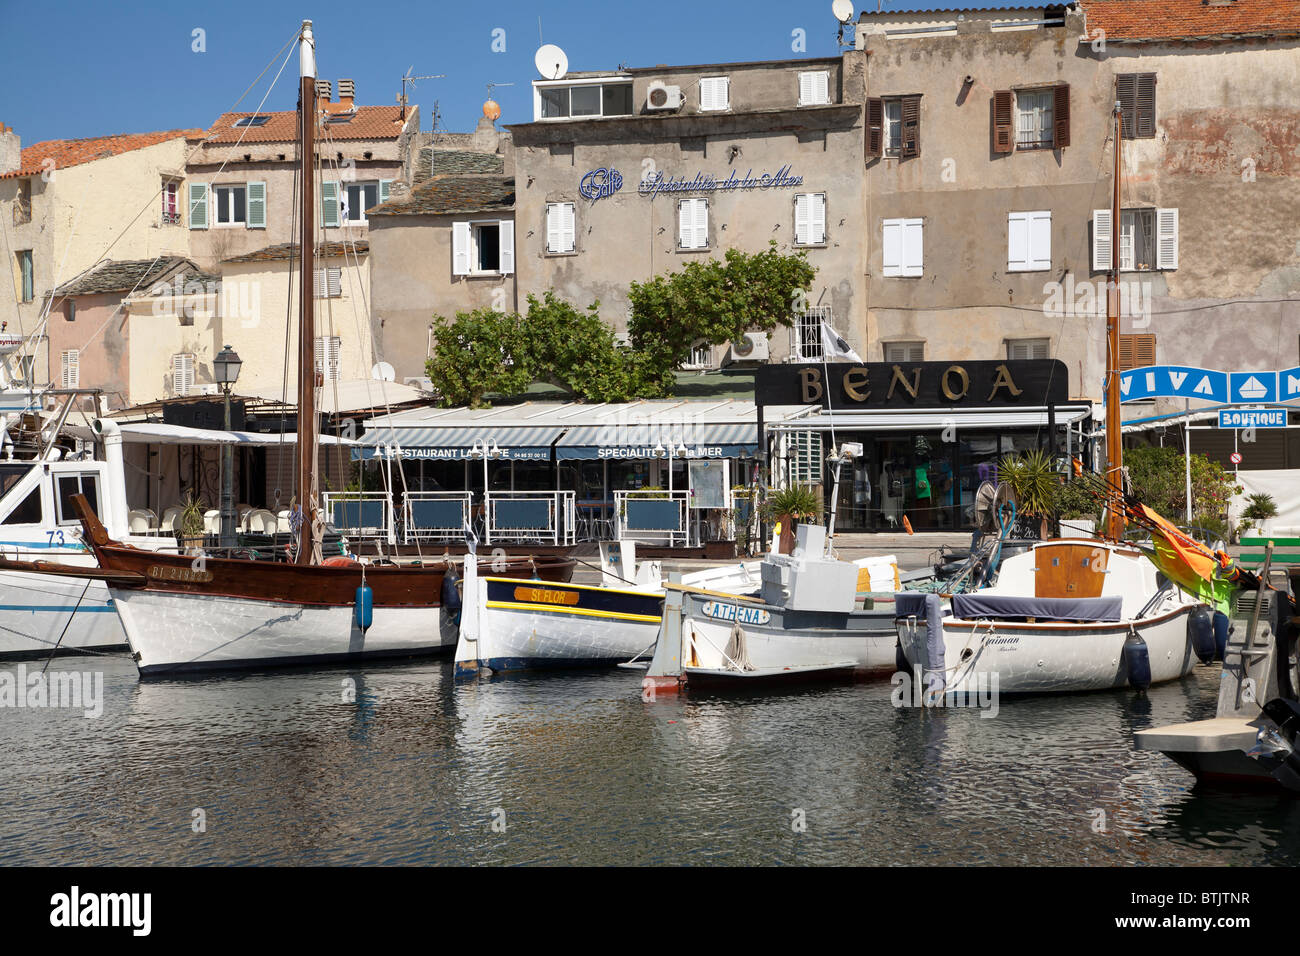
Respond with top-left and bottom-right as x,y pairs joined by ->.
0,604 -> 116,613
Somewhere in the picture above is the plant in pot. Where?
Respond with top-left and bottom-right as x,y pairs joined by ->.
1242,492 -> 1278,539
177,491 -> 206,551
998,450 -> 1058,539
762,484 -> 821,554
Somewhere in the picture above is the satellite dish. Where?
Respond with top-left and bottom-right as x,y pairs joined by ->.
371,361 -> 395,382
832,0 -> 854,23
535,43 -> 569,81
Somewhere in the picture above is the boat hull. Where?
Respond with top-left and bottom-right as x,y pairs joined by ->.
0,567 -> 125,659
897,604 -> 1201,694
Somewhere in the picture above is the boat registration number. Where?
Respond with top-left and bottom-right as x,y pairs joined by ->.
147,565 -> 214,584
701,601 -> 770,626
514,586 -> 579,606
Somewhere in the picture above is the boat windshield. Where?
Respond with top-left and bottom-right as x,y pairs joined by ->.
0,462 -> 31,498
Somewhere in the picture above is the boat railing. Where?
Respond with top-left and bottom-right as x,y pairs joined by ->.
484,490 -> 576,547
614,490 -> 692,549
321,492 -> 392,543
402,491 -> 474,544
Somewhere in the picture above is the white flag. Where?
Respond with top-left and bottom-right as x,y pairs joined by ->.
820,321 -> 862,363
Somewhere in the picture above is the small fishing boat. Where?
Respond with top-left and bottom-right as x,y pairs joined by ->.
896,538 -> 1209,696
454,541 -> 761,675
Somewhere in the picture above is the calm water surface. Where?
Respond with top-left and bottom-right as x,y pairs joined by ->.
2,655 -> 1297,865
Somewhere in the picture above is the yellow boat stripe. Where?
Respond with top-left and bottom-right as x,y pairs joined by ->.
485,600 -> 662,624
482,577 -> 660,599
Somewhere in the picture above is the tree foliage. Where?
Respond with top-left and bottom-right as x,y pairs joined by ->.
1123,446 -> 1242,525
424,242 -> 817,406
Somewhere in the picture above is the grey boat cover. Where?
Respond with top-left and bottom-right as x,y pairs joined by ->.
895,591 -> 947,693
950,593 -> 1123,623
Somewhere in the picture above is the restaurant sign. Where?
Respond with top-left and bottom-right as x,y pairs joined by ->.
580,165 -> 805,203
756,360 -> 1068,409
353,446 -> 551,462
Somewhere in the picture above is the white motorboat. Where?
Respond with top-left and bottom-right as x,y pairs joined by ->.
454,541 -> 763,675
896,539 -> 1210,696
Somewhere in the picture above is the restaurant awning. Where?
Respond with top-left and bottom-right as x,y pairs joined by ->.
64,422 -> 355,446
354,425 -> 565,461
555,421 -> 759,460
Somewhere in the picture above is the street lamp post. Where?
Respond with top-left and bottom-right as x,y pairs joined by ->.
214,345 -> 243,550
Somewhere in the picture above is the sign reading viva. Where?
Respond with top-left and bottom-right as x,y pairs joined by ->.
578,166 -> 805,202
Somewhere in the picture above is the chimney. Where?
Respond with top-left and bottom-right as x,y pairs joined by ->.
0,124 -> 19,176
315,79 -> 332,112
338,79 -> 355,111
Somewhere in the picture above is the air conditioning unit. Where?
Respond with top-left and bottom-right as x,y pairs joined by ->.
725,332 -> 770,365
646,82 -> 683,112
194,383 -> 221,396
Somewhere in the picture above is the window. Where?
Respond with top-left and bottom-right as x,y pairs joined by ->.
171,353 -> 194,396
315,336 -> 341,382
313,267 -> 342,298
64,299 -> 76,322
214,184 -> 247,226
1006,338 -> 1050,361
699,76 -> 730,112
792,305 -> 832,362
789,431 -> 824,485
1092,208 -> 1178,271
60,349 -> 78,388
1007,210 -> 1051,272
1119,333 -> 1157,371
342,181 -> 383,223
161,180 -> 180,224
452,220 -> 515,275
55,473 -> 100,526
678,198 -> 709,250
232,115 -> 270,128
884,341 -> 925,363
868,96 -> 920,159
546,202 -> 576,254
881,218 -> 923,277
798,71 -> 830,106
994,85 -> 1070,153
13,179 -> 31,225
793,193 -> 826,246
537,82 -> 634,120
16,250 -> 34,302
1117,73 -> 1156,139
1,485 -> 42,525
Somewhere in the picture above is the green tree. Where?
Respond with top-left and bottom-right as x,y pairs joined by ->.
424,307 -> 532,408
627,240 -> 817,396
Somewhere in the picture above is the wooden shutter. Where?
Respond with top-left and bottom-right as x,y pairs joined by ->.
1116,74 -> 1136,139
867,98 -> 883,158
315,336 -> 341,381
794,194 -> 812,245
1028,210 -> 1051,270
171,353 -> 193,396
246,181 -> 266,229
452,221 -> 471,275
1008,212 -> 1030,271
1135,74 -> 1156,138
993,90 -> 1014,154
379,180 -> 392,204
1052,83 -> 1070,149
1119,334 -> 1157,371
1092,209 -> 1113,272
546,204 -> 561,252
1156,208 -> 1178,270
902,219 -> 923,277
547,203 -> 575,253
701,77 -> 728,111
321,181 -> 340,228
498,220 -> 515,274
188,182 -> 209,229
799,71 -> 828,106
882,219 -> 902,276
313,267 -> 341,298
900,95 -> 921,158
62,350 -> 79,389
680,199 -> 706,248
809,194 -> 826,244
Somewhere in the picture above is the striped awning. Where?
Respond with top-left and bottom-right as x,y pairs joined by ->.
556,421 -> 759,460
355,424 -> 564,461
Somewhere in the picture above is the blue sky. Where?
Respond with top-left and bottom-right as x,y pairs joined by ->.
0,0 -> 1019,144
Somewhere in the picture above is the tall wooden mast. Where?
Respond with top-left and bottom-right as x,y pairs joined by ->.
1105,98 -> 1125,541
296,20 -> 318,564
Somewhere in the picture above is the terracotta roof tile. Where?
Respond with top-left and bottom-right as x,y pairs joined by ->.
368,176 -> 514,217
1080,0 -> 1300,41
222,240 -> 369,263
202,106 -> 409,144
1,129 -> 201,180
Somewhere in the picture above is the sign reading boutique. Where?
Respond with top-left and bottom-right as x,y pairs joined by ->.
756,360 -> 1069,409
579,165 -> 804,203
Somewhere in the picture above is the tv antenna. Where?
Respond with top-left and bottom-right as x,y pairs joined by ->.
833,0 -> 856,47
399,65 -> 445,120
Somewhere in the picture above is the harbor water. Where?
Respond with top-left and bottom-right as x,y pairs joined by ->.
2,656 -> 1297,866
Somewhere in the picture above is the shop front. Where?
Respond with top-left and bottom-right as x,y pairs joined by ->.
759,361 -> 1093,533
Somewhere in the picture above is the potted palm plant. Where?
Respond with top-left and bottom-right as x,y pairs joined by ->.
177,491 -> 206,551
762,484 -> 821,554
999,450 -> 1058,539
1241,492 -> 1278,539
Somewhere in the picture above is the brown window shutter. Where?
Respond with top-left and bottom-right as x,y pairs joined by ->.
867,97 -> 883,158
993,90 -> 1014,154
1119,333 -> 1156,371
1135,74 -> 1156,138
1053,83 -> 1070,149
1116,74 -> 1136,139
900,95 -> 921,158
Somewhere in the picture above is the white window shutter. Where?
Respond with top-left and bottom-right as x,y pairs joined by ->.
794,194 -> 811,245
62,351 -> 79,389
1092,209 -> 1112,271
1007,212 -> 1029,271
810,194 -> 826,244
902,219 -> 923,277
188,183 -> 209,230
246,181 -> 266,229
561,203 -> 575,252
1156,207 -> 1178,270
694,199 -> 709,248
498,220 -> 515,274
171,353 -> 193,396
882,220 -> 902,276
321,181 -> 340,228
452,221 -> 471,275
379,180 -> 392,204
679,201 -> 693,246
546,204 -> 561,253
1028,211 -> 1051,270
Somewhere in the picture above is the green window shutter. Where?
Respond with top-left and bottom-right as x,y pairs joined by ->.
247,181 -> 267,229
321,181 -> 339,228
188,183 -> 209,230
379,180 -> 391,204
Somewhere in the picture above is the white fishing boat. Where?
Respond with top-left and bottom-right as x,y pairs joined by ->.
895,539 -> 1209,696
454,541 -> 762,675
